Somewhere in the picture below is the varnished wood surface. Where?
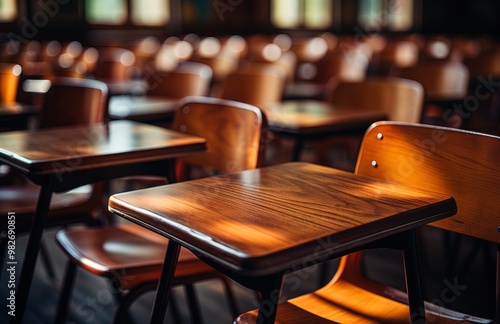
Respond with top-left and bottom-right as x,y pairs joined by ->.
236,121 -> 500,324
263,100 -> 387,136
283,82 -> 326,100
108,95 -> 178,121
0,120 -> 206,175
399,61 -> 469,101
357,121 -> 500,244
109,161 -> 456,276
100,79 -> 147,96
172,96 -> 265,171
327,78 -> 424,123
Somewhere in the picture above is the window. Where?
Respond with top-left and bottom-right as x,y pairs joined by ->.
86,0 -> 127,25
0,0 -> 16,22
272,0 -> 333,29
358,0 -> 414,31
86,0 -> 170,26
131,0 -> 170,26
387,0 -> 413,31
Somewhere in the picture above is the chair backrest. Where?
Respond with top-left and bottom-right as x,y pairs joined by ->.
381,40 -> 420,68
218,64 -> 285,108
146,62 -> 212,99
171,96 -> 266,174
399,61 -> 470,101
38,77 -> 108,128
356,121 -> 500,244
464,48 -> 500,80
93,47 -> 135,81
0,63 -> 22,103
327,77 -> 424,123
332,121 -> 500,320
313,48 -> 369,84
194,52 -> 239,83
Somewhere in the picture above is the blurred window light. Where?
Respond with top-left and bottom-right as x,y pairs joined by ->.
86,0 -> 127,25
358,0 -> 413,31
272,0 -> 333,29
272,0 -> 301,28
304,0 -> 332,28
358,0 -> 383,30
387,0 -> 413,31
131,0 -> 170,26
0,0 -> 16,22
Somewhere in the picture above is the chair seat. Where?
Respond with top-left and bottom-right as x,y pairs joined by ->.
236,278 -> 490,323
56,224 -> 216,290
0,183 -> 96,230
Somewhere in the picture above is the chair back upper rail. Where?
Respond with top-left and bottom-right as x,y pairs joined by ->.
356,121 -> 500,244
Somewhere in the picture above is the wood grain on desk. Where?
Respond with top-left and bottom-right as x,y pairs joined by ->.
0,120 -> 206,175
109,162 -> 456,276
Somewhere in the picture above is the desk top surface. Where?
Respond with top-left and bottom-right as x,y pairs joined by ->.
109,162 -> 456,275
0,120 -> 206,175
108,96 -> 178,120
263,100 -> 387,135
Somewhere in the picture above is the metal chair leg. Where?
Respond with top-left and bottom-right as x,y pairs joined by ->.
55,261 -> 77,324
39,239 -> 57,282
185,283 -> 203,324
113,281 -> 185,324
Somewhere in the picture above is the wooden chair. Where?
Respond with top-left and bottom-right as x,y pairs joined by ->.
218,63 -> 285,108
463,48 -> 500,135
145,61 -> 213,99
464,47 -> 500,80
0,63 -> 22,103
0,77 -> 108,279
327,77 -> 424,123
287,45 -> 369,101
313,47 -> 369,85
54,96 -> 267,323
236,121 -> 500,323
373,40 -> 420,76
37,77 -> 108,128
93,47 -> 136,82
0,63 -> 24,132
314,77 -> 423,168
399,61 -> 470,127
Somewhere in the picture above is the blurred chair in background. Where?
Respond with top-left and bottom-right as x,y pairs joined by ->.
399,61 -> 469,128
306,77 -> 424,169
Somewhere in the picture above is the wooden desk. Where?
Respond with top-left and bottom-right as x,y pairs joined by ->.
109,162 -> 457,324
283,82 -> 327,100
263,100 -> 387,160
106,98 -> 386,161
0,120 -> 206,323
99,79 -> 148,97
109,95 -> 178,124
